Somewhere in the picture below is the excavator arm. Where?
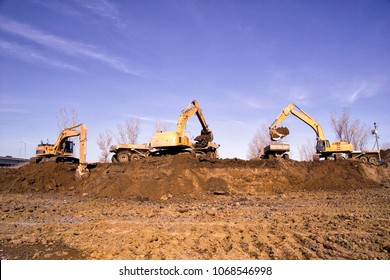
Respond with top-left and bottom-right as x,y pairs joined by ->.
269,103 -> 326,141
53,123 -> 87,164
176,100 -> 213,144
176,101 -> 212,135
77,123 -> 87,165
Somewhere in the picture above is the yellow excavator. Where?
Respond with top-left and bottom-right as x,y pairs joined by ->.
32,123 -> 88,171
150,100 -> 219,156
110,100 -> 219,162
268,103 -> 379,163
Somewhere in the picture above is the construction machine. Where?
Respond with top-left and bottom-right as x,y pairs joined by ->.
110,100 -> 219,162
268,103 -> 380,163
32,123 -> 88,174
261,144 -> 290,160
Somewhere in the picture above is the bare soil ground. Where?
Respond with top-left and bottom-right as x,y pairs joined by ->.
1,154 -> 389,260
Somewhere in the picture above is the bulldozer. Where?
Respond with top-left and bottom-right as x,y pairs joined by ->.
32,123 -> 88,175
268,103 -> 379,163
110,100 -> 219,162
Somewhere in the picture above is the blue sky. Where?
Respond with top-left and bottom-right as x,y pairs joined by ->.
0,0 -> 389,161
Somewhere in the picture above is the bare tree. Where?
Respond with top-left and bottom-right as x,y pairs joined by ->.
247,124 -> 273,159
330,108 -> 369,150
117,118 -> 140,144
298,139 -> 316,161
71,108 -> 78,126
57,107 -> 69,132
57,107 -> 78,132
154,120 -> 170,132
97,129 -> 113,162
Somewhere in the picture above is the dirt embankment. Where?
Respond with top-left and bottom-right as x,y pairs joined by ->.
381,149 -> 390,163
0,156 -> 389,260
1,155 -> 389,201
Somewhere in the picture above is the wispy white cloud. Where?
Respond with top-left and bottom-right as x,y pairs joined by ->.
34,0 -> 126,27
0,16 -> 136,74
0,108 -> 30,114
244,98 -> 265,109
33,0 -> 83,18
286,87 -> 310,105
0,40 -> 82,72
227,90 -> 273,110
74,0 -> 122,23
334,77 -> 388,104
346,81 -> 367,103
122,114 -> 177,124
214,118 -> 246,127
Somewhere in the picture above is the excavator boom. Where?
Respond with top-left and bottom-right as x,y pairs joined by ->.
269,103 -> 326,141
176,100 -> 212,137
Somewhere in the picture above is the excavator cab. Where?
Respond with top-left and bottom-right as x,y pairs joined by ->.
62,140 -> 74,155
316,140 -> 331,153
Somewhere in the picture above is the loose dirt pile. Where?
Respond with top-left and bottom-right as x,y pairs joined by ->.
381,149 -> 390,163
1,156 -> 389,260
1,155 -> 389,201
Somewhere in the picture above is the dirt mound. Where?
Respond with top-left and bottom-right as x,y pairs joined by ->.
1,155 -> 388,201
0,162 -> 77,194
1,156 -> 390,260
381,149 -> 390,162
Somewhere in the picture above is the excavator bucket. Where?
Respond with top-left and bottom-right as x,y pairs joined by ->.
194,129 -> 214,148
270,127 -> 290,141
75,164 -> 89,180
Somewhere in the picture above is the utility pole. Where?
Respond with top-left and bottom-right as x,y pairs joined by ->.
371,122 -> 381,161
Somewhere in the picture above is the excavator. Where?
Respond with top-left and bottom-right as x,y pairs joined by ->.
149,100 -> 219,156
267,103 -> 379,163
32,123 -> 88,175
110,100 -> 219,162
